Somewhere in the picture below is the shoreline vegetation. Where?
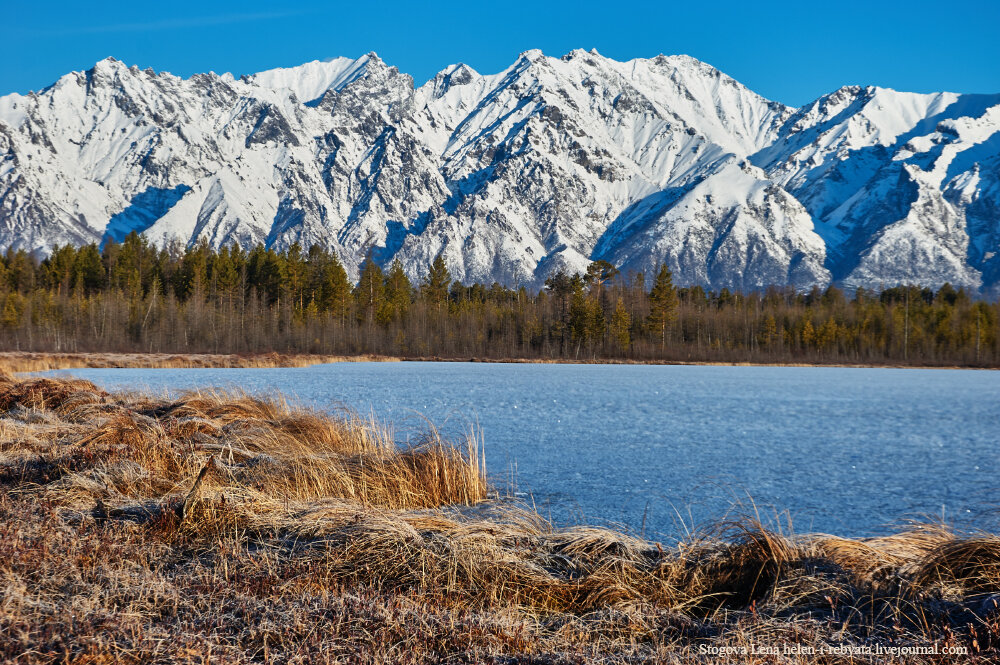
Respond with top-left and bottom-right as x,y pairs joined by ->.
2,374 -> 998,663
0,351 -> 994,377
0,235 -> 997,368
0,351 -> 398,375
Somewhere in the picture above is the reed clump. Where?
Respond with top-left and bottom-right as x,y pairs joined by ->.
1,375 -> 997,663
0,374 -> 486,512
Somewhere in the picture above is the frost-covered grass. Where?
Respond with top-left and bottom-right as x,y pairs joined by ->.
0,374 -> 997,663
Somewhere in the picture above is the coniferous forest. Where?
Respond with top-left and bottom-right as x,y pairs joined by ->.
0,232 -> 997,366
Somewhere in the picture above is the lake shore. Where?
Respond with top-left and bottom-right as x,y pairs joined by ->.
0,350 -> 993,375
0,351 -> 400,374
405,355 -> 996,370
1,373 -> 996,663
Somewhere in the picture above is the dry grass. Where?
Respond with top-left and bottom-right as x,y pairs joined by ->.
0,374 -> 485,512
0,351 -> 397,374
0,375 -> 997,663
4,351 -> 988,376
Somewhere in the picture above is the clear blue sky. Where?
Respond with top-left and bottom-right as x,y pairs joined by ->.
5,0 -> 999,107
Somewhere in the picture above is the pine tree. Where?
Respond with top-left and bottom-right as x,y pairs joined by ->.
213,245 -> 241,304
610,298 -> 631,352
354,258 -> 385,323
647,263 -> 678,348
422,255 -> 451,311
584,260 -> 618,290
382,260 -> 412,325
321,253 -> 351,321
73,245 -> 104,294
284,242 -> 308,311
40,245 -> 78,292
568,281 -> 589,351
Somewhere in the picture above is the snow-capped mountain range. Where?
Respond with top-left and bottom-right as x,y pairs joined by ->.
1,50 -> 998,293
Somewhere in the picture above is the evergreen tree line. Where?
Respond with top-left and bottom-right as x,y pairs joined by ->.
0,233 -> 997,366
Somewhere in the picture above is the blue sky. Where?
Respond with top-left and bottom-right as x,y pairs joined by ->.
5,0 -> 999,107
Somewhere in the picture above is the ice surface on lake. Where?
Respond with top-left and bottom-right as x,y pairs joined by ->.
44,363 -> 1000,540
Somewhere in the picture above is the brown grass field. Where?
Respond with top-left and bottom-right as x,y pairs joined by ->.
0,350 -> 992,375
0,352 -> 399,374
0,371 -> 998,663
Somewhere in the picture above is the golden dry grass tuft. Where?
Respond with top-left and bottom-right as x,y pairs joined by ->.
1,375 -> 997,663
1,382 -> 486,513
911,536 -> 1000,593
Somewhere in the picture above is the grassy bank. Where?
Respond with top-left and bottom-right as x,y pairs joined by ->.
0,350 -> 993,376
0,351 -> 398,374
1,374 -> 998,663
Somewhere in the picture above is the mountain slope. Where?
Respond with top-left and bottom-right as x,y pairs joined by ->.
753,87 -> 1000,291
1,52 -> 998,292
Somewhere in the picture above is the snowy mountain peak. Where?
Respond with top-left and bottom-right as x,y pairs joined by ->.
517,49 -> 546,62
424,63 -> 481,99
561,47 -> 603,60
249,54 -> 375,104
85,56 -> 129,82
94,56 -> 123,68
1,51 -> 998,294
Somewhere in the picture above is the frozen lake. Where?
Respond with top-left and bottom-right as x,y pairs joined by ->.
41,362 -> 1000,540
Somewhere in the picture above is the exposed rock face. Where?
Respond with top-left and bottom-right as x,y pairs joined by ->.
1,51 -> 998,291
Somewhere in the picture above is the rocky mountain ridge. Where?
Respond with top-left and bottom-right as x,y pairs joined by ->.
1,50 -> 997,293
